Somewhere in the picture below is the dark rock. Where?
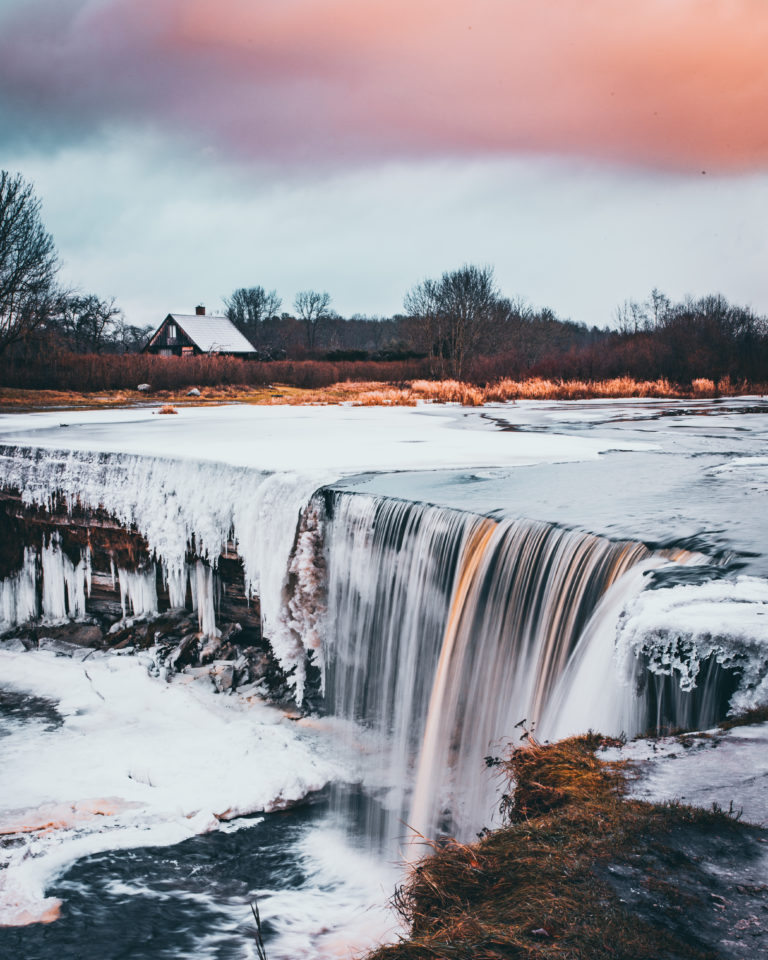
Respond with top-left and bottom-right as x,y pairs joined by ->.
35,622 -> 104,648
210,662 -> 235,693
167,632 -> 199,671
199,635 -> 223,664
37,637 -> 93,659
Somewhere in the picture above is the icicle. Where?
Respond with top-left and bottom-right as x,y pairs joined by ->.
195,562 -> 219,638
84,547 -> 92,598
164,562 -> 189,609
40,535 -> 90,621
118,566 -> 158,620
0,445 -> 324,684
41,536 -> 69,621
0,548 -> 39,630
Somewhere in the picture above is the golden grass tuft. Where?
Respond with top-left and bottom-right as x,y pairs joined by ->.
157,404 -> 178,415
366,734 -> 746,960
691,378 -> 716,397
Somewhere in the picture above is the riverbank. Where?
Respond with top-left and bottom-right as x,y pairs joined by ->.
1,376 -> 765,412
366,732 -> 767,960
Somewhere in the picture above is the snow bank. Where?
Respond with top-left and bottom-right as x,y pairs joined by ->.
617,576 -> 768,714
0,647 -> 345,927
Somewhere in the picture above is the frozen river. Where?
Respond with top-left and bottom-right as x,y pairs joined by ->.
0,398 -> 766,958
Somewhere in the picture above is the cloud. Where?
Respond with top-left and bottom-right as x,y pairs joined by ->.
1,0 -> 767,170
9,133 -> 768,329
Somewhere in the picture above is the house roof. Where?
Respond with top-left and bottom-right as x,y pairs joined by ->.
169,314 -> 254,354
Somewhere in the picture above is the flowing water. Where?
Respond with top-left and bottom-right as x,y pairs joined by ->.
0,398 -> 766,957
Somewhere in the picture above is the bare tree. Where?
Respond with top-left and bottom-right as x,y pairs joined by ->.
224,286 -> 282,348
613,298 -> 647,334
403,277 -> 445,373
405,264 -> 499,378
647,288 -> 671,329
0,171 -> 59,354
109,315 -> 153,354
53,293 -> 123,353
294,290 -> 332,349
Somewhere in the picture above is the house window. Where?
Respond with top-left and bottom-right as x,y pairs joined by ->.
181,346 -> 194,357
159,348 -> 172,358
167,323 -> 177,343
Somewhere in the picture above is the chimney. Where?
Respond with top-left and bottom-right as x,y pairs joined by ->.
195,304 -> 205,316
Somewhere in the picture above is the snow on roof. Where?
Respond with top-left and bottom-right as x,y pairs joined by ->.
169,314 -> 254,354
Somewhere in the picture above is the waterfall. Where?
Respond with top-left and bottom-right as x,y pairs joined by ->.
319,491 -> 732,844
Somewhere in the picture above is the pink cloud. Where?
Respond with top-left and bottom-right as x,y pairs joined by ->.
2,0 -> 767,170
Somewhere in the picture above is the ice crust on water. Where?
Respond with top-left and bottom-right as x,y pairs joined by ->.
604,723 -> 768,826
617,575 -> 768,713
0,647 -> 346,927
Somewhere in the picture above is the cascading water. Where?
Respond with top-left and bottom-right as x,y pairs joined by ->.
318,490 -> 730,846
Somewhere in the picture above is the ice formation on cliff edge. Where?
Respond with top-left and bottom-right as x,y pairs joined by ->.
616,576 -> 768,715
0,444 -> 333,700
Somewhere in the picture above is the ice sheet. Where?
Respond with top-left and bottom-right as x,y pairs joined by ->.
0,404 -> 653,473
604,723 -> 768,827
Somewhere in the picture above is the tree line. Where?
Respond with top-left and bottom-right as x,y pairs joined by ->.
2,169 -> 767,386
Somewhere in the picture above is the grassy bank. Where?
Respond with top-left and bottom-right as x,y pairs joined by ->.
1,376 -> 765,412
365,734 -> 764,960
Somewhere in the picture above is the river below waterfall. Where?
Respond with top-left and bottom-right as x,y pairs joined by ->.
0,398 -> 766,958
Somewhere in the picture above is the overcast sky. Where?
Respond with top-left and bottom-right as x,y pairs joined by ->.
2,0 -> 767,329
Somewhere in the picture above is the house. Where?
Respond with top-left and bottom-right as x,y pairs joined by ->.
144,306 -> 255,357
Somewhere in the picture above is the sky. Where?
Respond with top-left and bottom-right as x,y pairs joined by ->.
1,0 -> 767,329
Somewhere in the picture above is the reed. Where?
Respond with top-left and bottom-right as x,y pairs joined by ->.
1,376 -> 764,412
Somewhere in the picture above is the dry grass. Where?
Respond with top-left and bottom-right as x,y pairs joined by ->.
0,377 -> 764,413
691,378 -> 716,397
717,704 -> 768,731
157,404 -> 178,415
365,734 -> 746,960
